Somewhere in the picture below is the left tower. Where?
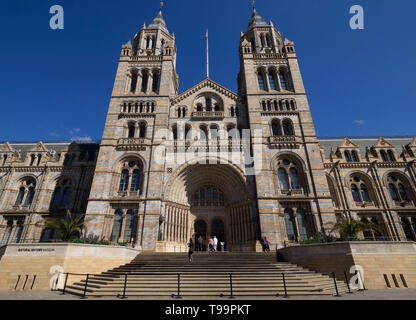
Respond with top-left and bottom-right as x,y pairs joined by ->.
85,7 -> 178,251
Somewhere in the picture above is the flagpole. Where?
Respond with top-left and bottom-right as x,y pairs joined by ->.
206,30 -> 209,78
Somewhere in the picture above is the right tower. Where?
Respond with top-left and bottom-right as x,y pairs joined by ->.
238,6 -> 336,246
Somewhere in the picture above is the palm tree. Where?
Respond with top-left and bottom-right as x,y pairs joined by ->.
329,215 -> 377,241
44,210 -> 89,242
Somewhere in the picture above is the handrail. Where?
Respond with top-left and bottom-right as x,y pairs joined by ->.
56,270 -> 362,299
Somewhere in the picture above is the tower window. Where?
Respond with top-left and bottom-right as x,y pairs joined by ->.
141,73 -> 149,93
279,73 -> 288,90
130,73 -> 138,93
268,73 -> 277,90
152,72 -> 160,93
258,73 -> 265,91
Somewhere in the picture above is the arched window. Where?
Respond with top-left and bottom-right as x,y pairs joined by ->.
177,108 -> 181,118
257,72 -> 266,91
123,209 -> 136,242
296,209 -> 308,240
271,121 -> 280,136
197,104 -> 203,112
289,168 -> 300,190
24,188 -> 35,206
172,126 -> 178,140
351,184 -> 361,202
141,73 -> 149,92
261,101 -> 266,111
130,170 -> 141,192
1,220 -> 13,246
110,210 -> 123,242
139,123 -> 147,138
380,150 -> 388,162
268,73 -> 277,90
152,72 -> 160,93
282,120 -> 294,136
278,159 -> 304,193
2,155 -> 7,166
284,209 -> 297,241
61,187 -> 71,207
360,184 -> 371,203
230,107 -> 235,117
11,220 -> 24,244
387,175 -> 411,203
15,178 -> 36,207
398,184 -> 409,201
389,184 -> 399,201
130,72 -> 138,93
15,187 -> 25,206
37,155 -> 42,166
344,151 -> 352,163
119,160 -> 143,195
193,186 -> 224,207
274,101 -> 279,111
387,150 -> 395,162
351,151 -> 359,162
182,107 -> 186,117
128,124 -> 135,138
30,154 -> 36,166
51,179 -> 72,209
401,218 -> 414,241
278,168 -> 290,191
205,98 -> 212,112
119,170 -> 130,192
279,72 -> 288,90
350,176 -> 372,203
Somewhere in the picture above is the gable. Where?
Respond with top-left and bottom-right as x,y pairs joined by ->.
373,137 -> 394,149
171,78 -> 238,106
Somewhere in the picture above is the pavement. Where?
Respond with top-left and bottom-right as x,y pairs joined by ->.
0,289 -> 416,300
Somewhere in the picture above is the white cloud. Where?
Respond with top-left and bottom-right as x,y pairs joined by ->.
353,120 -> 365,126
71,136 -> 93,142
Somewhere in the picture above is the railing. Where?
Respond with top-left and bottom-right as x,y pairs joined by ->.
191,111 -> 225,120
54,269 -> 365,299
130,56 -> 163,62
116,138 -> 148,151
253,53 -> 287,60
168,139 -> 249,151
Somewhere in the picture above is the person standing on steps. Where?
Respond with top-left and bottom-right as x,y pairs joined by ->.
263,237 -> 270,252
209,237 -> 214,252
197,235 -> 203,252
188,238 -> 194,262
213,236 -> 218,252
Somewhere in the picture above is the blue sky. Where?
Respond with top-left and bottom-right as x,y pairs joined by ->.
0,0 -> 415,142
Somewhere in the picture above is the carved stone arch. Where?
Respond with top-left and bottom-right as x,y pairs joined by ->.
164,157 -> 249,205
344,170 -> 375,188
115,153 -> 147,173
270,151 -> 308,173
382,169 -> 416,202
271,152 -> 310,194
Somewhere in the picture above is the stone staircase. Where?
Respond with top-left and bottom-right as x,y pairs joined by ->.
61,252 -> 352,298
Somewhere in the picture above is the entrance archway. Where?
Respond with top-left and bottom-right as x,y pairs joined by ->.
162,162 -> 258,252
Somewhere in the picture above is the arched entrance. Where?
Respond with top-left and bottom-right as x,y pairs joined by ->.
162,162 -> 258,252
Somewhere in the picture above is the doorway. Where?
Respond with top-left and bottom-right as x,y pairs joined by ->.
211,219 -> 225,251
194,219 -> 207,251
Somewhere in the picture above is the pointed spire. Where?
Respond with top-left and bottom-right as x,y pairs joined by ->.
247,1 -> 268,31
148,3 -> 169,34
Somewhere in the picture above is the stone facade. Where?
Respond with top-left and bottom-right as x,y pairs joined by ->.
1,8 -> 415,252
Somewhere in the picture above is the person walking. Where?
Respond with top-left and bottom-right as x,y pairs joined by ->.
263,237 -> 270,252
187,238 -> 194,262
209,237 -> 214,252
213,236 -> 218,252
197,235 -> 203,252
